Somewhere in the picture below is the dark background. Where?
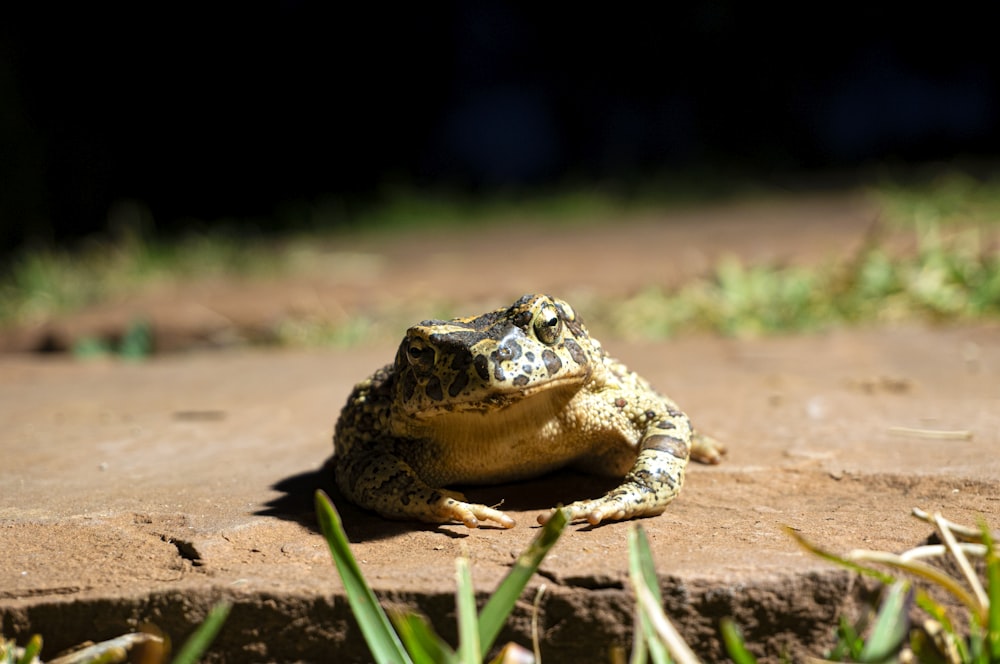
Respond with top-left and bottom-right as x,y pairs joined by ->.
2,3 -> 998,251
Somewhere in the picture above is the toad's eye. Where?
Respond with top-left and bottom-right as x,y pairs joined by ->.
533,307 -> 562,345
406,342 -> 435,372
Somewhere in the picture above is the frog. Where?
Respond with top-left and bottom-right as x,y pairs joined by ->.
333,294 -> 724,528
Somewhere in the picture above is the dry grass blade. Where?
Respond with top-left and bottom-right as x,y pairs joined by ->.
846,549 -> 981,617
887,426 -> 973,440
531,584 -> 546,664
788,525 -> 982,617
913,507 -> 999,542
932,511 -> 989,613
900,543 -> 988,562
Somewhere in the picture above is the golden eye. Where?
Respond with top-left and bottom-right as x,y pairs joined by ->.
533,307 -> 562,345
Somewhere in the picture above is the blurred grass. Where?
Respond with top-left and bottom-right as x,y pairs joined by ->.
1,171 -> 999,350
592,221 -> 1000,340
877,170 -> 1000,229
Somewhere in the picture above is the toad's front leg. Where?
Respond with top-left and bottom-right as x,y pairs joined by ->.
336,447 -> 515,529
539,413 -> 694,526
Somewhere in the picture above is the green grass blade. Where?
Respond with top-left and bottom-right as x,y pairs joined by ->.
636,610 -> 669,664
628,606 -> 649,664
633,581 -> 699,664
391,611 -> 457,664
910,590 -> 966,661
171,601 -> 231,664
719,618 -> 756,664
628,524 -> 671,664
315,490 -> 412,664
983,523 -> 1000,661
628,525 -> 663,605
477,508 -> 568,657
827,615 -> 863,661
858,581 -> 910,662
456,556 -> 481,664
15,635 -> 42,664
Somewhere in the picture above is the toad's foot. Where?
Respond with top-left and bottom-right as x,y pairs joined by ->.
537,491 -> 668,526
336,451 -> 515,528
691,431 -> 727,464
431,489 -> 516,529
538,444 -> 688,526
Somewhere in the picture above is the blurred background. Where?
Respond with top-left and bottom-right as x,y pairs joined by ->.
2,3 -> 998,250
3,4 -> 1000,355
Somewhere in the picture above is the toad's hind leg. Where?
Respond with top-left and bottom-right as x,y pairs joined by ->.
335,447 -> 515,529
540,414 -> 694,526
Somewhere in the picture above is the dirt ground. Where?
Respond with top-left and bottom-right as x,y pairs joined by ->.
1,194 -> 998,663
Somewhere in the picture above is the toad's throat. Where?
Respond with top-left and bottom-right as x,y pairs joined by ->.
394,379 -> 584,442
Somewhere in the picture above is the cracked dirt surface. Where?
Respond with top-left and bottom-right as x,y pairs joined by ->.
2,194 -> 999,662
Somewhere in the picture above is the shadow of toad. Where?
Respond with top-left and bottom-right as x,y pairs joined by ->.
256,455 -> 619,542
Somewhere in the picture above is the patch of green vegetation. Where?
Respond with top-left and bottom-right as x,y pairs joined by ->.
2,172 -> 999,347
73,318 -> 153,361
591,219 -> 1000,340
874,170 -> 1000,229
790,509 -> 1000,663
0,228 -> 295,328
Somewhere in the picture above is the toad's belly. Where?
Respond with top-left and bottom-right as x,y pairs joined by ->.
394,388 -> 641,486
409,425 -> 637,486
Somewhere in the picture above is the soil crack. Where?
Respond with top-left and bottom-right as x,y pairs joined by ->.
159,534 -> 204,566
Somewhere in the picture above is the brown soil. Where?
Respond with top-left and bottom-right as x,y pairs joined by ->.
2,193 -> 998,663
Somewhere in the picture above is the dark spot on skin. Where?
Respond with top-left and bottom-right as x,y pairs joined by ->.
564,317 -> 586,338
525,351 -> 535,362
563,338 -> 587,365
513,374 -> 530,387
665,405 -> 683,418
615,398 -> 627,408
450,350 -> 473,372
512,310 -> 533,329
644,468 -> 678,491
645,410 -> 657,420
642,434 -> 690,460
449,371 -> 469,397
400,372 -> 417,402
494,363 -> 505,382
474,354 -> 490,381
542,349 -> 562,376
656,420 -> 675,430
425,376 -> 444,402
